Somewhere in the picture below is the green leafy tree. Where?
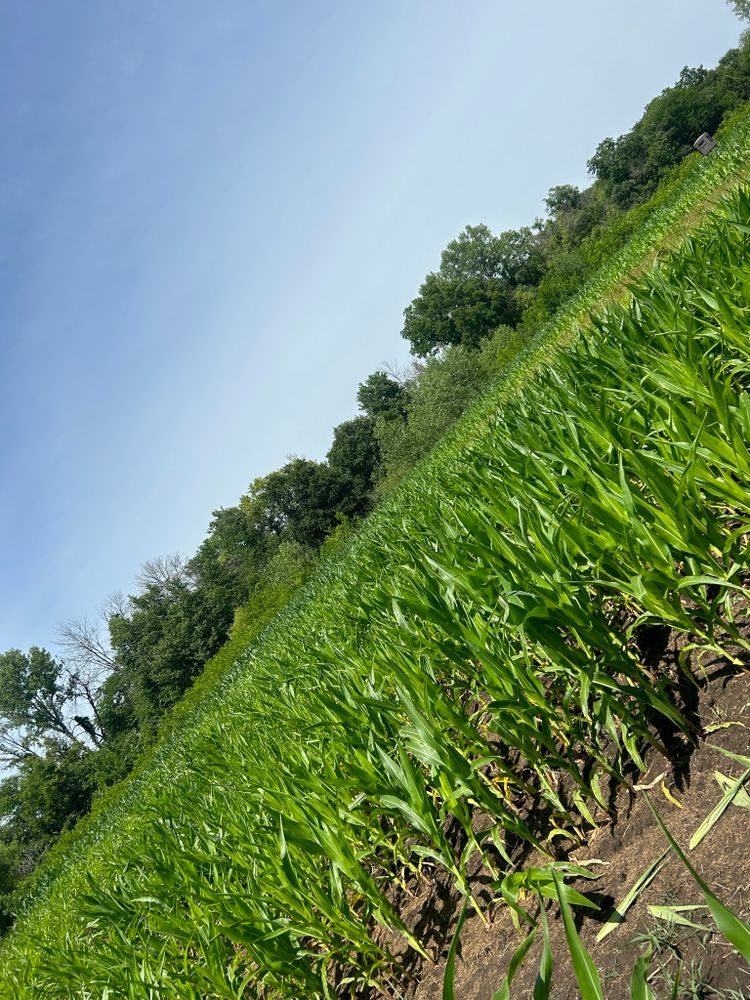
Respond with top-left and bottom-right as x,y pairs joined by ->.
544,184 -> 582,218
356,371 -> 408,422
538,183 -> 610,253
0,648 -> 101,766
241,459 -> 345,548
588,41 -> 750,206
107,575 -> 233,735
1,745 -> 96,843
377,327 -> 523,484
727,0 -> 750,20
402,272 -> 518,355
0,840 -> 21,933
327,416 -> 380,518
401,224 -> 545,355
188,506 -> 271,609
439,224 -> 544,285
0,742 -> 98,933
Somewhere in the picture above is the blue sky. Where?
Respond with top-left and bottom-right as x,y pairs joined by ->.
0,0 -> 742,653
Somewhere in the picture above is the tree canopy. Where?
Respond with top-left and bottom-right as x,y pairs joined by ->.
356,371 -> 408,422
401,224 -> 544,355
0,648 -> 102,766
727,1 -> 750,21
241,458 -> 346,548
327,416 -> 380,519
3,34 -> 750,937
588,45 -> 750,206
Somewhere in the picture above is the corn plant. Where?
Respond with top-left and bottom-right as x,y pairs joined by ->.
3,101 -> 750,1000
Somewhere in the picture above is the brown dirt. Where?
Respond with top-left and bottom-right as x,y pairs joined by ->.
362,641 -> 750,1000
356,152 -> 750,1000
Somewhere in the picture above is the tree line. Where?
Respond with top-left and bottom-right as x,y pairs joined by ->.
1,33 -> 749,931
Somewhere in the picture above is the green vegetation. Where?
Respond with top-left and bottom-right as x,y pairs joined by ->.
2,26 -> 750,996
3,44 -> 750,901
488,797 -> 750,1000
399,34 -> 750,357
0,72 -> 749,995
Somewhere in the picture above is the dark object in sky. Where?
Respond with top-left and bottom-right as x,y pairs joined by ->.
693,132 -> 717,155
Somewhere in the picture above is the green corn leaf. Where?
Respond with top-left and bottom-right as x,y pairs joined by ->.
552,869 -> 604,1000
689,767 -> 750,849
629,945 -> 656,1000
492,926 -> 538,1000
675,575 -> 747,592
648,905 -> 710,931
709,744 -> 750,768
533,905 -> 554,1000
644,791 -> 750,962
714,771 -> 750,808
443,900 -> 469,1000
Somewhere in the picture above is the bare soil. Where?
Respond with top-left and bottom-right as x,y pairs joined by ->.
363,638 -> 750,1000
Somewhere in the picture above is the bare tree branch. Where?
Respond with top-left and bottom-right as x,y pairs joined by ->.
56,615 -> 116,674
382,360 -> 419,385
103,591 -> 131,620
135,553 -> 190,591
0,730 -> 45,768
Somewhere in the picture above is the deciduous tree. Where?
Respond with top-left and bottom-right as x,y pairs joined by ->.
357,371 -> 409,422
327,416 -> 380,518
241,459 -> 345,548
0,648 -> 101,766
401,224 -> 545,355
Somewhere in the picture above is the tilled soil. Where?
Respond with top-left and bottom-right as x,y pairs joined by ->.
364,643 -> 750,1000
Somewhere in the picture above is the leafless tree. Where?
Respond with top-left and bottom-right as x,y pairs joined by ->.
136,553 -> 191,591
56,614 -> 117,675
103,591 -> 131,619
383,359 -> 419,385
55,602 -> 125,748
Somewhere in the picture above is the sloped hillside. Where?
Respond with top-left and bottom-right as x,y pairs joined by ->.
3,103 -> 750,1000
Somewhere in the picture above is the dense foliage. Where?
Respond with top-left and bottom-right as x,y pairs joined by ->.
4,144 -> 750,998
401,34 -> 750,354
1,34 -> 750,951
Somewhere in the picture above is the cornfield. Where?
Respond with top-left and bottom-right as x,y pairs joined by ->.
3,110 -> 750,999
